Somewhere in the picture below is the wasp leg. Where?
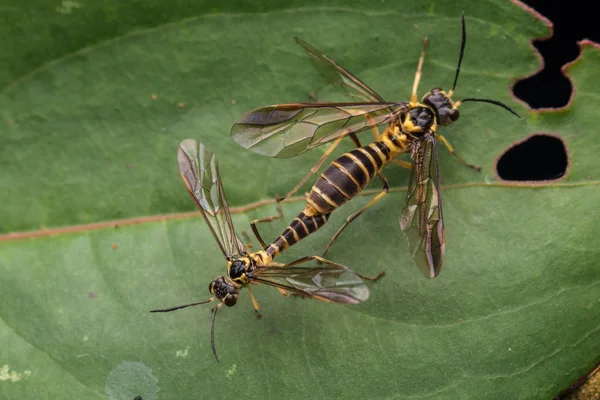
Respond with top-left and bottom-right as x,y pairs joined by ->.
240,230 -> 254,249
364,114 -> 383,142
246,286 -> 262,319
371,124 -> 381,141
436,134 -> 481,172
322,175 -> 389,259
267,261 -> 286,267
347,132 -> 364,147
391,159 -> 412,169
411,37 -> 429,105
284,255 -> 384,281
250,201 -> 283,248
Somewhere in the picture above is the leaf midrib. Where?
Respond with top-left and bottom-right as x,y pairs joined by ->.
0,180 -> 596,240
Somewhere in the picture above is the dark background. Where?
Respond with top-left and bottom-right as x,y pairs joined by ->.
497,0 -> 599,180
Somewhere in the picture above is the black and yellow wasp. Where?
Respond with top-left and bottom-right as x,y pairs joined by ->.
231,13 -> 519,279
151,139 -> 380,362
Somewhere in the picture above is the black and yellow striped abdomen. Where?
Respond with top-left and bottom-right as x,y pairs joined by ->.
306,142 -> 392,215
260,139 -> 398,261
264,212 -> 329,258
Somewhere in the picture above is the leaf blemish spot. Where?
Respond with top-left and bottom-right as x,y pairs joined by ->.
56,0 -> 81,15
226,364 -> 237,380
175,347 -> 189,358
0,365 -> 32,383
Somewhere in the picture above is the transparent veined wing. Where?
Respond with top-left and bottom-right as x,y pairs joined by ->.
399,133 -> 445,278
295,37 -> 386,103
232,102 -> 405,158
178,139 -> 245,259
250,265 -> 369,304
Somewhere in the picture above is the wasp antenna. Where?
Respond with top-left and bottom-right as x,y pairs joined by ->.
460,98 -> 521,118
150,298 -> 214,313
211,303 -> 223,363
448,11 -> 467,97
410,37 -> 429,105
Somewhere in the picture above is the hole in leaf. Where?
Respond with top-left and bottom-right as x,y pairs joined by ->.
513,1 -> 600,108
496,134 -> 568,181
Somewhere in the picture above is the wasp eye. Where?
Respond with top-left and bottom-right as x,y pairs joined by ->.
449,108 -> 460,122
223,293 -> 238,307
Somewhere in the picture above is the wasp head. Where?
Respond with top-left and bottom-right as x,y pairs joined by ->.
209,276 -> 240,307
422,88 -> 460,127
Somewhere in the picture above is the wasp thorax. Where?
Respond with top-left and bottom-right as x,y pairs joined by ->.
403,107 -> 434,135
228,259 -> 248,280
209,276 -> 240,307
422,88 -> 459,126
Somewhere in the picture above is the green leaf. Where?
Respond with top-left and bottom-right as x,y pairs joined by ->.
1,1 -> 598,399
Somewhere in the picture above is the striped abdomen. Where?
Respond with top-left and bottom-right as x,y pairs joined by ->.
264,212 -> 329,258
306,142 -> 393,215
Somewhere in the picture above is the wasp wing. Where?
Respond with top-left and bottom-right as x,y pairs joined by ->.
295,37 -> 386,103
178,139 -> 245,259
399,133 -> 445,278
232,102 -> 403,158
250,265 -> 369,304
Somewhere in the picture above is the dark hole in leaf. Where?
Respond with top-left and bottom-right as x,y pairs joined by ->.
496,134 -> 568,181
513,1 -> 600,108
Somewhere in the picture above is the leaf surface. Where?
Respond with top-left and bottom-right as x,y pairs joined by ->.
1,2 -> 598,399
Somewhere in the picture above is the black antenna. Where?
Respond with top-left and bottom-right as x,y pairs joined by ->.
211,304 -> 222,363
460,98 -> 521,118
150,298 -> 214,313
450,11 -> 467,94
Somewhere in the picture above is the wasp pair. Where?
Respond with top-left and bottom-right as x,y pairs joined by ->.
151,13 -> 519,362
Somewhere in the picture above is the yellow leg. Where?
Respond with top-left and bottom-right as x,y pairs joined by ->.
371,125 -> 381,141
436,134 -> 481,172
361,113 -> 382,141
277,136 -> 345,203
250,201 -> 283,248
246,286 -> 262,319
321,175 -> 389,259
268,261 -> 286,267
391,159 -> 412,169
411,37 -> 429,105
